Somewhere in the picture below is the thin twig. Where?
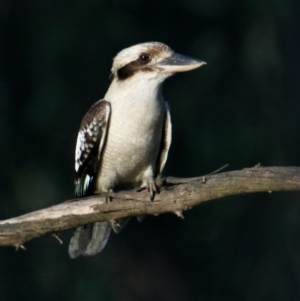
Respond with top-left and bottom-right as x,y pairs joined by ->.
166,163 -> 229,184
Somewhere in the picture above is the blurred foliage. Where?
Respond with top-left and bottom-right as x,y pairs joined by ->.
1,0 -> 300,300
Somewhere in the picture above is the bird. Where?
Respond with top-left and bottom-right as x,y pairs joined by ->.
68,42 -> 206,258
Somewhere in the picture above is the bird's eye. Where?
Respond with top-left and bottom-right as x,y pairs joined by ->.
139,53 -> 150,62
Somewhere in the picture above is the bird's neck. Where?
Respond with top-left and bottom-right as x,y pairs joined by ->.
104,75 -> 164,104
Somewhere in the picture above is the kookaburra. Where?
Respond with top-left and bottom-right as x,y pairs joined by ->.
69,42 -> 205,258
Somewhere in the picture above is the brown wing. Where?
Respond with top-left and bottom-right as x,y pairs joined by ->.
155,101 -> 172,176
75,100 -> 111,197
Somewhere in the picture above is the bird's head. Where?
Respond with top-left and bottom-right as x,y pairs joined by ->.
110,42 -> 206,82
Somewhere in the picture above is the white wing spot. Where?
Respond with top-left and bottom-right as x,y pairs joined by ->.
83,175 -> 93,193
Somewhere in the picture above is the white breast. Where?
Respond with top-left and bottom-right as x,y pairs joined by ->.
96,75 -> 165,191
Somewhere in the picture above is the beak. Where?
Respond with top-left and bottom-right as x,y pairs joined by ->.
156,53 -> 206,73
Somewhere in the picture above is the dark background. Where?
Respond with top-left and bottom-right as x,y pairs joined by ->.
1,0 -> 300,300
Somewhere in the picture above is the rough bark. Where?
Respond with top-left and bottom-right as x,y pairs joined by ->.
0,166 -> 299,249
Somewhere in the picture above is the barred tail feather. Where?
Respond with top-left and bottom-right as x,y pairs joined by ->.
69,222 -> 111,259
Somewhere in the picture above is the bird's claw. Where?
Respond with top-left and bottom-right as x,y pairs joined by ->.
146,178 -> 159,200
138,178 -> 159,200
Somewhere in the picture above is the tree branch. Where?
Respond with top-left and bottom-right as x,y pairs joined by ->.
1,166 -> 300,249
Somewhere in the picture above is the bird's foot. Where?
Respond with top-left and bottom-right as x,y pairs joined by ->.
155,174 -> 166,189
138,177 -> 159,200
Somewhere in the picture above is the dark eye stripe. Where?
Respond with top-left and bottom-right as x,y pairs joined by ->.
117,53 -> 152,80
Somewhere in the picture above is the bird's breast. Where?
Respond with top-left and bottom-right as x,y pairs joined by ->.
96,95 -> 165,190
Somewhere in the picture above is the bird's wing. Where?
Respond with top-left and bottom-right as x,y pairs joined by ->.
155,101 -> 172,175
75,100 -> 111,197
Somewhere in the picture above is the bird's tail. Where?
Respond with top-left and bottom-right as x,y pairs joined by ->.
68,218 -> 131,258
69,222 -> 111,258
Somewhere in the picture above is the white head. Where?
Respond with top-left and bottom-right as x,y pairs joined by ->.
110,42 -> 206,83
